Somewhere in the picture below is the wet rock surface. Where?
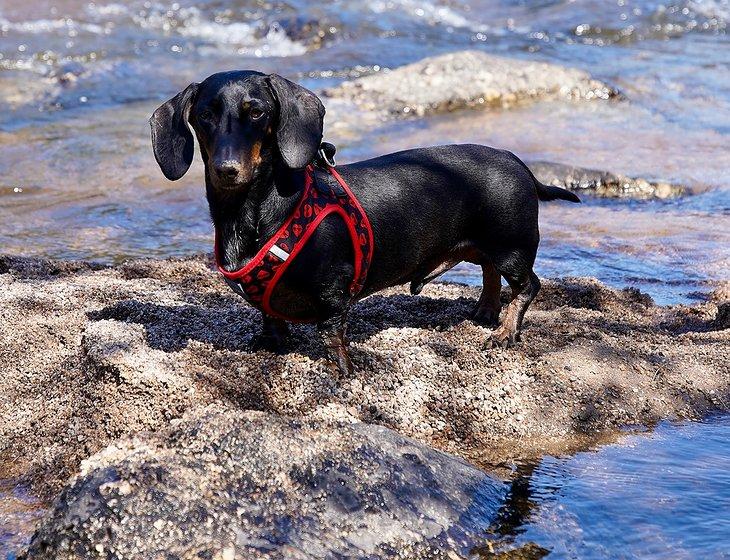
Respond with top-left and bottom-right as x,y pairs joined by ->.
527,160 -> 685,199
24,407 -> 502,559
325,50 -> 618,118
1,254 -> 727,506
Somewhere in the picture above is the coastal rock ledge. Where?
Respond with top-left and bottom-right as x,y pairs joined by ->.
24,407 -> 502,559
2,254 -> 727,510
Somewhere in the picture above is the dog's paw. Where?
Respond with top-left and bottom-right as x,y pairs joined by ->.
325,348 -> 354,378
251,333 -> 287,353
485,327 -> 519,349
410,280 -> 425,295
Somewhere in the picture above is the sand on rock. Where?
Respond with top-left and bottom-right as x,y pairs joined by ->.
1,254 -> 728,503
325,50 -> 618,117
23,406 -> 503,559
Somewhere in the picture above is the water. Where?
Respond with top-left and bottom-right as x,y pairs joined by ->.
0,0 -> 728,303
485,415 -> 730,559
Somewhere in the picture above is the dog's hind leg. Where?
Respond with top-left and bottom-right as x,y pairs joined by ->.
488,270 -> 540,348
471,262 -> 502,327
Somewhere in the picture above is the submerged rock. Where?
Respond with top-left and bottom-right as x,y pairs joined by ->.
326,50 -> 618,117
24,407 -> 502,559
0,72 -> 59,111
527,160 -> 685,199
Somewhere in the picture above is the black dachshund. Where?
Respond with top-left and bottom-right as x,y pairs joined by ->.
150,71 -> 579,376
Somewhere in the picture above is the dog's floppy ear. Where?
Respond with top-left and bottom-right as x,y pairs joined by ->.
267,74 -> 325,169
149,83 -> 199,181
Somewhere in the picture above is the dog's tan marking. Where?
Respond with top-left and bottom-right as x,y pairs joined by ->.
489,272 -> 540,348
250,141 -> 262,166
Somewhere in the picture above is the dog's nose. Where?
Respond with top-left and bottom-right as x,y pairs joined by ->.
215,161 -> 241,179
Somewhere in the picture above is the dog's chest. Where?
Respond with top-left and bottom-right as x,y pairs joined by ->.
215,165 -> 374,323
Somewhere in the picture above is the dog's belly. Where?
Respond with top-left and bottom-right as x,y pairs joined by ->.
407,241 -> 485,295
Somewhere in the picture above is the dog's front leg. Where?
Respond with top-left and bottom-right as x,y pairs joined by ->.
253,314 -> 290,352
318,312 -> 353,377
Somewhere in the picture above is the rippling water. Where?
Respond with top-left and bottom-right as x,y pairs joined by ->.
1,0 -> 729,303
486,415 -> 730,559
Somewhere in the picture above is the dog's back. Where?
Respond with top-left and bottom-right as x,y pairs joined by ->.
337,144 -> 555,291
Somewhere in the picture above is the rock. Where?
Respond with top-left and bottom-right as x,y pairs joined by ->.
321,51 -> 689,200
715,302 -> 730,330
24,406 -> 502,560
278,16 -> 339,47
1,256 -> 728,506
325,50 -> 618,117
0,481 -> 45,555
527,161 -> 685,199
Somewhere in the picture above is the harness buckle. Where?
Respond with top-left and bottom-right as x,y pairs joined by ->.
317,142 -> 337,168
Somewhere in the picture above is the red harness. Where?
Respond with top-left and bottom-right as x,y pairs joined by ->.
214,165 -> 374,322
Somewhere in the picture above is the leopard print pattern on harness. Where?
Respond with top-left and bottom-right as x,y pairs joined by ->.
215,164 -> 374,322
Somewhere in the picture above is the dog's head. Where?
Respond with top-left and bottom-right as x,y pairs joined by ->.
150,71 -> 325,191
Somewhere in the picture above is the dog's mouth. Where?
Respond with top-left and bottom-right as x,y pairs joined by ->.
210,166 -> 256,192
212,176 -> 249,191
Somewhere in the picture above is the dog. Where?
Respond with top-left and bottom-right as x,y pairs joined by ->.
150,71 -> 579,376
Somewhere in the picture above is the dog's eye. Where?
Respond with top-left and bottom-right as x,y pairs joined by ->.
250,108 -> 264,120
199,109 -> 214,122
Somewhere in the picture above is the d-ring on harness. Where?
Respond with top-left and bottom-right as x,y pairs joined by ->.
214,143 -> 374,323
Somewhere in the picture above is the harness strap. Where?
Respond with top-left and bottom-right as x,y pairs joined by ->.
214,165 -> 374,323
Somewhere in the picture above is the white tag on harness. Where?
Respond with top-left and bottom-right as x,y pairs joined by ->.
268,245 -> 290,261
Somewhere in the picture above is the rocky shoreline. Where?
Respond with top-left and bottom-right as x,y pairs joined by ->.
2,255 -> 727,499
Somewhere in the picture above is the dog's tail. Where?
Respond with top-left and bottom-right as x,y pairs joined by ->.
535,182 -> 581,203
505,151 -> 581,203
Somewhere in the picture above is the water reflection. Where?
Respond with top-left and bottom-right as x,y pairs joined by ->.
481,415 -> 730,559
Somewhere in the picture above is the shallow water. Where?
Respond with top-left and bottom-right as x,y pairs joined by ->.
0,481 -> 45,559
1,0 -> 729,303
485,414 -> 730,559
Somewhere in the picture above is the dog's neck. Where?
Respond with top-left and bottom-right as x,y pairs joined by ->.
207,163 -> 304,271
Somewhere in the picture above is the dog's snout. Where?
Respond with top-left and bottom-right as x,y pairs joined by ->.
215,160 -> 241,179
